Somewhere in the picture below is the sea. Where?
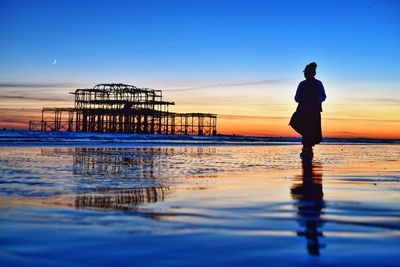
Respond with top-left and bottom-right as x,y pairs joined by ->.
0,131 -> 399,266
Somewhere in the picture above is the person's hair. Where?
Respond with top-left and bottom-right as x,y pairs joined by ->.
304,62 -> 317,77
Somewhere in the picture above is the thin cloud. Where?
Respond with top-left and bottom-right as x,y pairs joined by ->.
0,117 -> 38,123
331,131 -> 357,135
219,114 -> 399,123
0,94 -> 71,102
362,98 -> 400,105
0,82 -> 78,88
344,97 -> 400,105
324,117 -> 399,123
219,114 -> 288,120
0,108 -> 42,112
165,79 -> 289,92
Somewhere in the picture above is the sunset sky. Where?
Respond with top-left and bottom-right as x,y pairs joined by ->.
1,0 -> 399,138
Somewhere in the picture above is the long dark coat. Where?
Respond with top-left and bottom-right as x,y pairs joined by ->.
290,78 -> 326,147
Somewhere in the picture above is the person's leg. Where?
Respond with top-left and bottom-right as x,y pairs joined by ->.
300,145 -> 313,158
301,129 -> 313,153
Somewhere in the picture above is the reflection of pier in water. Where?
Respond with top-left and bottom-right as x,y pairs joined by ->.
41,147 -> 218,180
70,147 -> 218,179
39,147 -> 218,211
73,147 -> 173,178
291,159 -> 325,256
75,186 -> 170,211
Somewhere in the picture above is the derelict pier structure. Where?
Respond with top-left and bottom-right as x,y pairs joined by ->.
29,83 -> 217,136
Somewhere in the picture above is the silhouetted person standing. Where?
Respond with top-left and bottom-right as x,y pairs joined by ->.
290,62 -> 326,158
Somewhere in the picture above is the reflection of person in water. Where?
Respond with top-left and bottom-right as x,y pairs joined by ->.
291,159 -> 325,256
290,62 -> 326,158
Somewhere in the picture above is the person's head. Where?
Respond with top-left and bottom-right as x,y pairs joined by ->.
304,62 -> 317,79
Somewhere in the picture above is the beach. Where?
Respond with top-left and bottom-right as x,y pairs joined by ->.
0,139 -> 399,266
2,0 -> 399,265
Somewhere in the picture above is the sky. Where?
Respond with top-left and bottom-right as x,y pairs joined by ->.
0,0 -> 399,138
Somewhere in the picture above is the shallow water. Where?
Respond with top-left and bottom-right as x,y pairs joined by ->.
0,144 -> 399,266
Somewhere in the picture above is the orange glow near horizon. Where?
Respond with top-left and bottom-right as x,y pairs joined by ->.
217,118 -> 400,139
1,107 -> 399,139
0,83 -> 399,139
1,0 -> 399,141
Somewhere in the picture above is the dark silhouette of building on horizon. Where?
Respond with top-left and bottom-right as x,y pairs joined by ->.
29,83 -> 217,136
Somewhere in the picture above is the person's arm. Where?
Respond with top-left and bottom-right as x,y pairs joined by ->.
295,82 -> 303,102
318,81 -> 326,102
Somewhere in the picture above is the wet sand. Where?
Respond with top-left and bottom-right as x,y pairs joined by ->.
0,144 -> 399,266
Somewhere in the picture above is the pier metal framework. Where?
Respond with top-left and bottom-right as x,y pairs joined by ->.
29,83 -> 217,136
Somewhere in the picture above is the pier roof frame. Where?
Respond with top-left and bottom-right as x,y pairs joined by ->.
70,83 -> 163,96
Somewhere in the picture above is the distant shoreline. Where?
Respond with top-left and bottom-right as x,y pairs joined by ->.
0,130 -> 398,147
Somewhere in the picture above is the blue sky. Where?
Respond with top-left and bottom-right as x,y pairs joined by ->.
1,0 -> 399,84
0,0 -> 399,137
